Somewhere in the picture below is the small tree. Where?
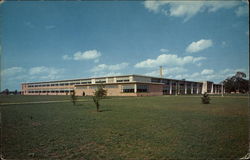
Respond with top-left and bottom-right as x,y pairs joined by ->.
93,85 -> 107,112
71,90 -> 77,106
201,92 -> 210,104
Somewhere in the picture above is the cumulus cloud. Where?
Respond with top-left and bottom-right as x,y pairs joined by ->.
2,66 -> 65,90
186,39 -> 213,53
160,48 -> 169,53
144,1 -> 242,22
73,50 -> 101,60
145,67 -> 187,77
0,0 -> 4,5
172,68 -> 248,83
62,49 -> 101,61
1,67 -> 25,77
28,66 -> 65,80
91,62 -> 129,72
201,69 -> 214,75
235,5 -> 249,16
62,54 -> 72,60
134,54 -> 206,68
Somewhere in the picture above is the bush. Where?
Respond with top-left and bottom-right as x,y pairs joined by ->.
201,92 -> 210,104
93,85 -> 107,112
71,90 -> 77,105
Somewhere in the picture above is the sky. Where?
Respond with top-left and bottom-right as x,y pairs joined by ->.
0,0 -> 249,90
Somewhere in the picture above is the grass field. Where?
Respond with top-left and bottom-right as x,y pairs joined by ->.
1,95 -> 249,159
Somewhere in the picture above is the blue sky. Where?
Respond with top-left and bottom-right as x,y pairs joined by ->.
0,1 -> 249,90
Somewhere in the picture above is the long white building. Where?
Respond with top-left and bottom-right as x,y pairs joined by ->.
21,74 -> 223,96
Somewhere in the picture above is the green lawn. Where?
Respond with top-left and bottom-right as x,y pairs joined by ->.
1,95 -> 248,159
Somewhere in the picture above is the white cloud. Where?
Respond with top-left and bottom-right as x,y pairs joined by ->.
134,54 -> 206,68
186,39 -> 213,53
91,72 -> 123,78
0,0 -> 4,5
144,1 -> 242,22
73,50 -> 101,60
29,66 -> 64,80
235,5 -> 249,16
221,41 -> 227,47
62,54 -> 72,60
2,66 -> 66,90
196,62 -> 202,67
1,67 -> 25,77
170,68 -> 248,83
201,69 -> 214,75
91,62 -> 129,72
160,48 -> 169,52
145,67 -> 187,77
94,59 -> 100,63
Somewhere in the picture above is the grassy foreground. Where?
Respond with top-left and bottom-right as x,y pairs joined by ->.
1,95 -> 249,159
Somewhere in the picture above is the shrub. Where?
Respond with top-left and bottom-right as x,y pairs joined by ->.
71,90 -> 77,105
93,85 -> 107,112
201,92 -> 210,104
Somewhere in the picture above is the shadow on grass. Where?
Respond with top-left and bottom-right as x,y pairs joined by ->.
99,109 -> 112,112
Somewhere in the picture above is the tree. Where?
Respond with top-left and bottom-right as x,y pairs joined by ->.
71,90 -> 77,105
223,72 -> 249,93
92,85 -> 107,112
201,92 -> 210,104
1,89 -> 9,95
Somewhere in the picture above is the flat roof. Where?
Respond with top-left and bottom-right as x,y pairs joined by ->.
21,74 -> 208,85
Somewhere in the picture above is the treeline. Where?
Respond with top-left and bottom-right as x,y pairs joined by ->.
0,89 -> 21,95
223,72 -> 249,93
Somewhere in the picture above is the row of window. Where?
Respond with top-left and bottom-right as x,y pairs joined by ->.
151,78 -> 202,86
28,90 -> 74,93
87,85 -> 119,89
116,79 -> 130,82
28,81 -> 91,88
27,79 -> 133,88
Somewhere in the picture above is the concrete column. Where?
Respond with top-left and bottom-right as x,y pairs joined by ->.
134,84 -> 137,93
191,83 -> 193,94
129,76 -> 133,82
177,82 -> 180,95
169,81 -> 172,95
197,83 -> 199,94
176,82 -> 178,96
211,83 -> 214,94
184,82 -> 187,94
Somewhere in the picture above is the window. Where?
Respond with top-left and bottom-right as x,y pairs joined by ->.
81,81 -> 91,84
151,78 -> 161,83
122,85 -> 134,93
117,79 -> 129,82
137,85 -> 148,92
96,80 -> 106,83
105,85 -> 118,88
117,77 -> 130,82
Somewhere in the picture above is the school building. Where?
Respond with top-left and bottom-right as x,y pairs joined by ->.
21,74 -> 224,96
